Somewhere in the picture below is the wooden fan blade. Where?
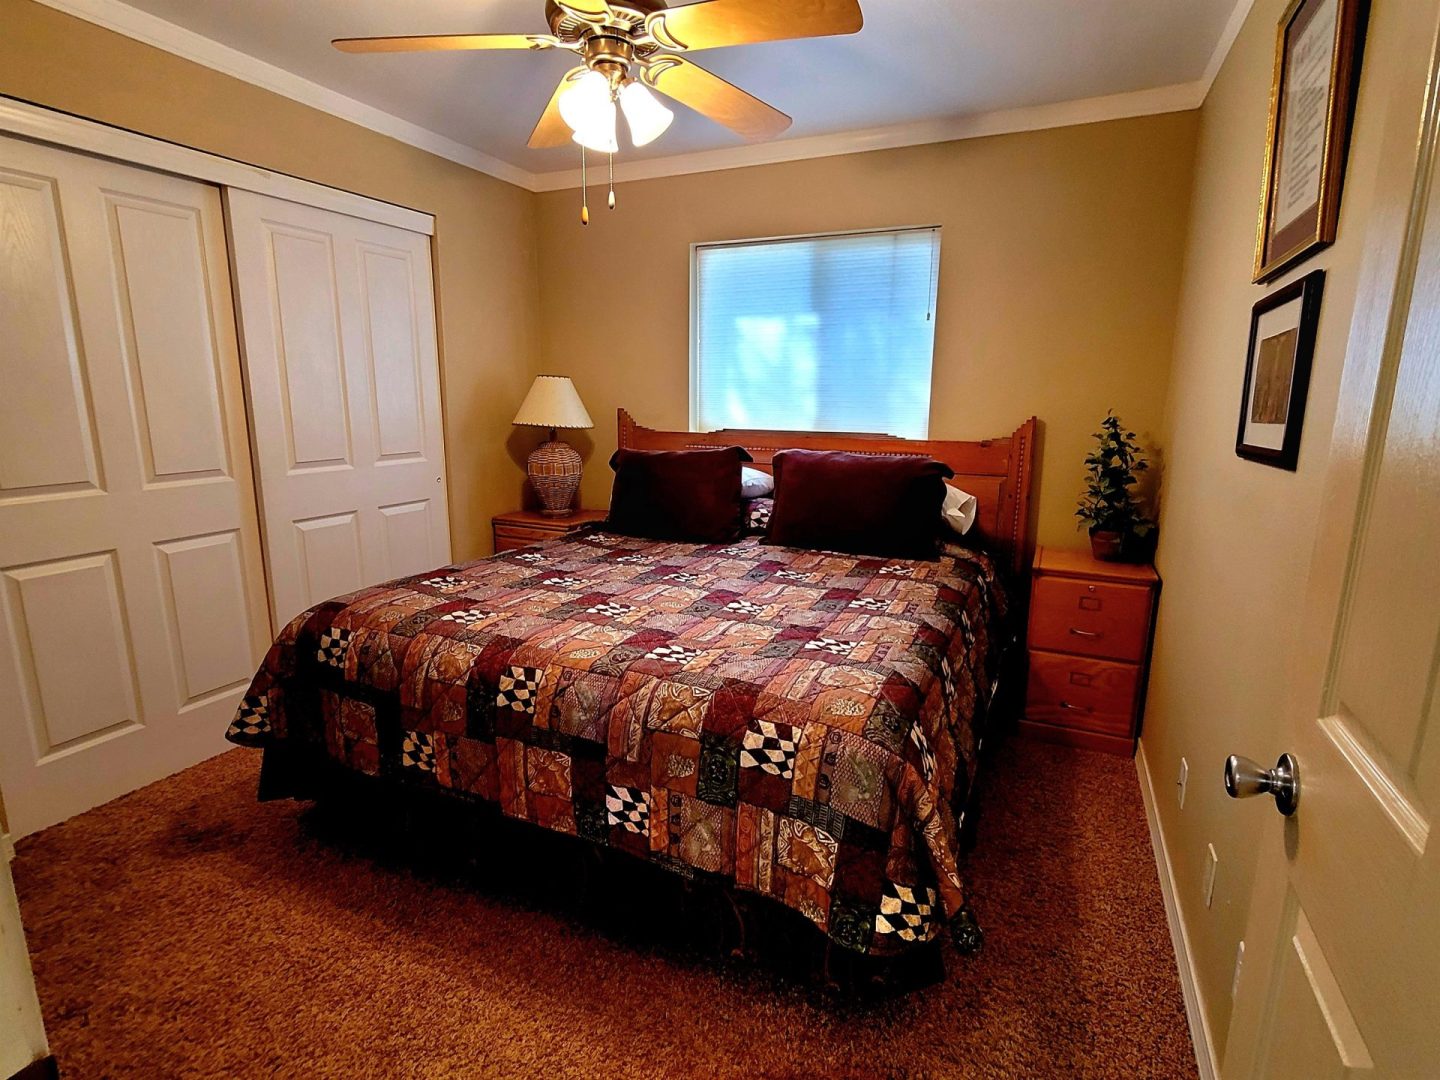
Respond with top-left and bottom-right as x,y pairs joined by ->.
333,34 -> 558,53
528,68 -> 588,149
643,57 -> 791,142
646,0 -> 862,51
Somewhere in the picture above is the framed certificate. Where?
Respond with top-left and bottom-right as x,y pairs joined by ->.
1253,0 -> 1368,284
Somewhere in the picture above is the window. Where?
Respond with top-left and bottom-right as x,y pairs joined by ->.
692,227 -> 941,439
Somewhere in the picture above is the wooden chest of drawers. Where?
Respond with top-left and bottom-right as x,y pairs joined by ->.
492,508 -> 607,553
1021,546 -> 1160,755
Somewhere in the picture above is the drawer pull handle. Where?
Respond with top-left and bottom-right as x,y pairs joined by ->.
1059,700 -> 1093,714
1069,627 -> 1103,639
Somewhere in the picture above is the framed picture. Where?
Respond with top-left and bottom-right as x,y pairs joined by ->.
1253,0 -> 1369,283
1237,269 -> 1325,469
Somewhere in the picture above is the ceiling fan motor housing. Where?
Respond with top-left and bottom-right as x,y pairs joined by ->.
545,0 -> 668,33
547,0 -> 668,83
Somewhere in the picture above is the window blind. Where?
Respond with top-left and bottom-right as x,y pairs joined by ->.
692,227 -> 941,439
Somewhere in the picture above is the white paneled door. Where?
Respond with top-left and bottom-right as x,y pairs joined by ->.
1222,4 -> 1440,1074
224,191 -> 450,630
0,136 -> 272,836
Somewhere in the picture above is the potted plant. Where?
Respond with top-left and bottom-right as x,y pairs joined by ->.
1075,412 -> 1154,562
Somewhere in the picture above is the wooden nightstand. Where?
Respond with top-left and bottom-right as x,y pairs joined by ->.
1021,546 -> 1161,755
492,508 -> 608,553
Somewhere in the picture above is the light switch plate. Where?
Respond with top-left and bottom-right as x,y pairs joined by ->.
1203,843 -> 1218,909
1178,757 -> 1189,809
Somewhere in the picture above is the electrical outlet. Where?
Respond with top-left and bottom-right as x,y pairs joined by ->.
1232,940 -> 1246,998
1177,757 -> 1189,809
1203,844 -> 1218,909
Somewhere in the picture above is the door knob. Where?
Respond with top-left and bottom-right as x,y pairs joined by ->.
1224,753 -> 1300,816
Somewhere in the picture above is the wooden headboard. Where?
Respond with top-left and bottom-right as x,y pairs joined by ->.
617,409 -> 1039,575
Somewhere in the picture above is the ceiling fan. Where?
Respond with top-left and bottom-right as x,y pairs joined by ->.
334,0 -> 864,220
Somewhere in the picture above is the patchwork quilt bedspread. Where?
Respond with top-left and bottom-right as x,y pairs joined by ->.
227,530 -> 1008,956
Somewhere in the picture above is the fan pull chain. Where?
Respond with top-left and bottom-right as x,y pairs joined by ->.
580,145 -> 590,226
608,152 -> 616,210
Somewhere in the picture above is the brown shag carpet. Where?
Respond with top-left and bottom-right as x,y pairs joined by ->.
13,737 -> 1195,1079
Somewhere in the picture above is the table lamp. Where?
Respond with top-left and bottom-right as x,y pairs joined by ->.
512,375 -> 594,516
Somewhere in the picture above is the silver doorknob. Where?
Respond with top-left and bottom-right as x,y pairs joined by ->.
1224,753 -> 1300,815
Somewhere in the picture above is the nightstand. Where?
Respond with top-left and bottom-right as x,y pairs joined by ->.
492,508 -> 608,553
1021,546 -> 1161,755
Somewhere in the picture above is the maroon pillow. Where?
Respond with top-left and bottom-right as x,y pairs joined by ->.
766,450 -> 954,559
607,446 -> 754,544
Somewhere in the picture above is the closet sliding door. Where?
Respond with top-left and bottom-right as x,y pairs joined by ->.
224,192 -> 450,629
0,136 -> 272,835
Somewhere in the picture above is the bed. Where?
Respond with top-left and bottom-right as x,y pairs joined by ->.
227,410 -> 1037,964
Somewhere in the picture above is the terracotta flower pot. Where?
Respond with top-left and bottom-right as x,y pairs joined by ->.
1089,528 -> 1124,562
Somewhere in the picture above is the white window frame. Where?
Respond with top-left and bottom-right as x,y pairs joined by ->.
688,225 -> 942,433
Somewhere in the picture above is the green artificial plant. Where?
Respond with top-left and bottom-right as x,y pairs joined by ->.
1075,412 -> 1154,541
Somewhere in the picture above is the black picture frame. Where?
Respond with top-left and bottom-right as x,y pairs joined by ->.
1236,269 -> 1325,470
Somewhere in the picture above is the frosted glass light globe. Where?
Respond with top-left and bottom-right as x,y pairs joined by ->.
559,70 -> 618,154
619,81 -> 674,147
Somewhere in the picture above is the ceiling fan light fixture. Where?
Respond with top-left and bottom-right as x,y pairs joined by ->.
559,70 -> 618,153
619,80 -> 674,147
570,118 -> 618,154
331,0 -> 865,225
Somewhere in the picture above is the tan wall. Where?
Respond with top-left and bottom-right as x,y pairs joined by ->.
0,0 -> 540,562
0,0 -> 1197,556
1142,0 -> 1406,1058
533,112 -> 1199,549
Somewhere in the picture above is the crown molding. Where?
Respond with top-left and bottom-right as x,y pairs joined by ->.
527,80 -> 1208,192
0,95 -> 435,232
1200,0 -> 1259,94
33,0 -> 1251,197
32,0 -> 533,189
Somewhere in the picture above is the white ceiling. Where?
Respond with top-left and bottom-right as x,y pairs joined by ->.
52,0 -> 1247,187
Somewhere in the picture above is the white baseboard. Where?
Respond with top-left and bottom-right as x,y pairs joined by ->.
1135,740 -> 1220,1080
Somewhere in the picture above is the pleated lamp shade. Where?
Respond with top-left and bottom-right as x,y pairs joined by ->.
513,376 -> 593,517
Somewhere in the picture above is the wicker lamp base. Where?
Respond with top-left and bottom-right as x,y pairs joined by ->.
527,438 -> 583,516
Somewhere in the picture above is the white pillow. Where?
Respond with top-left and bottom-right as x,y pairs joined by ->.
741,466 -> 775,499
942,483 -> 978,536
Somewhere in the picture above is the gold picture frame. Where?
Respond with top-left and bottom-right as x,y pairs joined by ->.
1253,0 -> 1369,284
